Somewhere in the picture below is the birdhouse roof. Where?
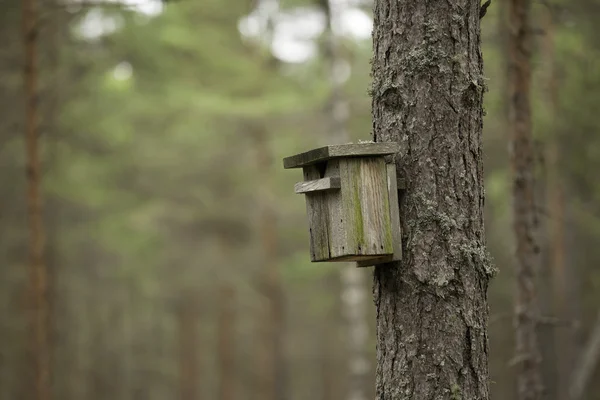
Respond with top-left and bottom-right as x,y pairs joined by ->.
283,142 -> 400,169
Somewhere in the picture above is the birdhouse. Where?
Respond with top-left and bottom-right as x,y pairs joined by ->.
283,142 -> 402,267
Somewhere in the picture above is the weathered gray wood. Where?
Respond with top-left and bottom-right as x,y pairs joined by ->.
322,160 -> 345,260
283,142 -> 400,169
303,165 -> 331,261
294,177 -> 340,194
298,156 -> 397,263
339,157 -> 393,259
356,163 -> 402,268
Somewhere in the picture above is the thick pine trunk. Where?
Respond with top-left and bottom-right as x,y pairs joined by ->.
22,0 -> 51,397
370,1 -> 491,399
507,0 -> 544,398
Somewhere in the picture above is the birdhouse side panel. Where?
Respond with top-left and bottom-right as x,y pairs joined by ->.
359,158 -> 394,254
322,160 -> 346,260
302,161 -> 348,262
303,165 -> 331,261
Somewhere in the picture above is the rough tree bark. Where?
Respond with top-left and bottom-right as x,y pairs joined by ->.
370,0 -> 492,399
320,0 -> 370,399
22,0 -> 51,397
507,0 -> 544,398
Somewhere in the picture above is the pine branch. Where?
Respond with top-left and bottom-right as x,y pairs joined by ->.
480,0 -> 492,19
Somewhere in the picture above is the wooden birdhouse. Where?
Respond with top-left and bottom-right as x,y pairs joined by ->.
283,142 -> 402,267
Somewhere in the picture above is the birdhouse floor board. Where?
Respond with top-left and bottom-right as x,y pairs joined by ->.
311,254 -> 393,263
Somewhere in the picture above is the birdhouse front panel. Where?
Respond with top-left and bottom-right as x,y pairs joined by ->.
337,157 -> 394,260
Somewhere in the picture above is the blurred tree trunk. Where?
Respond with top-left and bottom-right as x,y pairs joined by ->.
541,10 -> 574,396
45,1 -> 67,397
370,1 -> 491,399
254,124 -> 286,400
538,6 -> 560,400
320,0 -> 370,399
178,292 -> 200,400
320,316 -> 337,400
120,284 -> 134,400
507,0 -> 544,398
340,269 -> 370,400
218,284 -> 235,400
246,5 -> 286,400
569,311 -> 600,400
320,273 -> 341,400
22,0 -> 51,397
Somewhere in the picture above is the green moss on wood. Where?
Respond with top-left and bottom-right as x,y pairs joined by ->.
450,384 -> 462,400
352,166 -> 365,248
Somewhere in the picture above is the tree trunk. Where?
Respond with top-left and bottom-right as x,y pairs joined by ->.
22,0 -> 51,397
254,125 -> 286,400
542,13 -> 572,399
569,311 -> 600,400
320,304 -> 336,400
320,0 -> 370,399
370,1 -> 492,399
507,0 -> 544,398
538,7 -> 560,400
218,284 -> 235,400
178,293 -> 200,400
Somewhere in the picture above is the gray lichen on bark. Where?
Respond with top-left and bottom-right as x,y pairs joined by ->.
370,0 -> 492,399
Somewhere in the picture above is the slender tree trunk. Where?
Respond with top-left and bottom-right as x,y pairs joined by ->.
569,311 -> 600,400
254,125 -> 285,400
121,284 -> 134,400
68,273 -> 89,400
538,10 -> 559,400
541,10 -> 571,398
218,284 -> 235,400
507,0 -> 544,398
538,7 -> 560,400
320,0 -> 370,399
178,293 -> 200,400
46,1 -> 65,396
340,268 -> 370,400
321,315 -> 336,400
370,1 -> 492,399
22,0 -> 50,397
320,272 -> 342,400
249,5 -> 285,398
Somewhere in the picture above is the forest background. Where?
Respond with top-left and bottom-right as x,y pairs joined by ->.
1,0 -> 600,399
